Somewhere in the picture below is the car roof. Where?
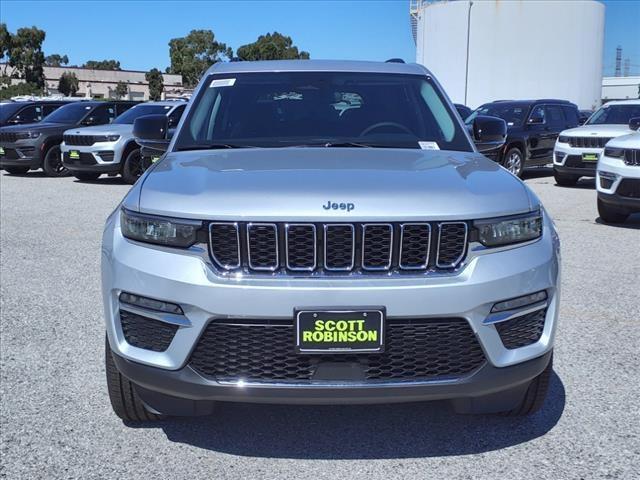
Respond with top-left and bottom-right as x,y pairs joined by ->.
488,99 -> 575,106
206,59 -> 430,76
601,99 -> 640,106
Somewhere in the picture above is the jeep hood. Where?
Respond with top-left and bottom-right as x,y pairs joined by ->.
63,123 -> 133,137
562,124 -> 633,137
133,148 -> 534,221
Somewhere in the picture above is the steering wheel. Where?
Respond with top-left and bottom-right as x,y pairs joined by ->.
359,122 -> 414,137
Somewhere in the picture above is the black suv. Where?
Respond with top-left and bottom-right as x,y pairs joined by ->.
0,101 -> 138,176
466,99 -> 580,177
0,100 -> 72,127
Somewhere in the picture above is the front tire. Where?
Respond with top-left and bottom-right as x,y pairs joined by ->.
105,337 -> 165,422
73,172 -> 101,182
502,354 -> 553,417
554,170 -> 579,187
4,167 -> 30,175
502,147 -> 524,178
42,145 -> 69,177
598,197 -> 628,224
121,148 -> 144,185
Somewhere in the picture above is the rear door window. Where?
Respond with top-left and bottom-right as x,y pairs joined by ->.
561,105 -> 579,126
545,105 -> 565,129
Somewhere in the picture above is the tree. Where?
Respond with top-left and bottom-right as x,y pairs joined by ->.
145,68 -> 164,101
168,30 -> 232,87
6,26 -> 46,87
114,81 -> 128,99
45,54 -> 69,67
0,24 -> 11,85
0,82 -> 41,100
58,71 -> 79,96
83,59 -> 121,70
236,32 -> 310,61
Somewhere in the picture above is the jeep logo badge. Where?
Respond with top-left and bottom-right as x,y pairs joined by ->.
323,200 -> 355,212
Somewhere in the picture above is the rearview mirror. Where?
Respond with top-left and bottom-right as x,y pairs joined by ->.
83,116 -> 97,126
133,114 -> 170,152
472,115 -> 507,152
629,117 -> 640,131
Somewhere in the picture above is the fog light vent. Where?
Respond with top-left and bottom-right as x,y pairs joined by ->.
119,292 -> 183,314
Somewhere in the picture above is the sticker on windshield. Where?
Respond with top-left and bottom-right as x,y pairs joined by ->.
419,141 -> 440,150
210,78 -> 236,88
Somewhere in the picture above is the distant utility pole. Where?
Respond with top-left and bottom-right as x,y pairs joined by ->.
615,46 -> 622,77
623,58 -> 630,77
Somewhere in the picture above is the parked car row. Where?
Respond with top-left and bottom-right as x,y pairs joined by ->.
0,99 -> 186,183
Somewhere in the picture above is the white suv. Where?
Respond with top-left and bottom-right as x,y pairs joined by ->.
597,124 -> 640,223
553,100 -> 640,186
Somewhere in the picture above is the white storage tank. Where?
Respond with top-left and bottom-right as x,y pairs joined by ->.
413,0 -> 605,109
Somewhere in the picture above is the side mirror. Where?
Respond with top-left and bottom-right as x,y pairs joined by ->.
83,116 -> 97,126
527,115 -> 544,125
133,114 -> 170,152
629,117 -> 640,131
472,115 -> 507,152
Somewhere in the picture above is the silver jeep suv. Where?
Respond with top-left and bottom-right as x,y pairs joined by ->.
102,60 -> 560,421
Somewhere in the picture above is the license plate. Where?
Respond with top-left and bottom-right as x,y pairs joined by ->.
0,146 -> 4,156
582,153 -> 598,162
69,150 -> 80,159
295,308 -> 385,354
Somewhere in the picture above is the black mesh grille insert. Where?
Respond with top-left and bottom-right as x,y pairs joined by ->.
495,309 -> 546,349
617,179 -> 640,198
437,223 -> 467,267
400,224 -> 431,269
0,132 -> 19,142
324,225 -> 354,270
362,224 -> 393,270
247,224 -> 278,270
189,318 -> 486,383
210,223 -> 240,268
286,224 -> 316,270
119,309 -> 178,352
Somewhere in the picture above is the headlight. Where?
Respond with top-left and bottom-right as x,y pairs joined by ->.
603,147 -> 625,159
26,131 -> 41,139
106,134 -> 120,142
558,135 -> 570,144
120,209 -> 201,247
474,210 -> 542,247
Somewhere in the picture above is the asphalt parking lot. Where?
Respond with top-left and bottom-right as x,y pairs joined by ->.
1,169 -> 638,479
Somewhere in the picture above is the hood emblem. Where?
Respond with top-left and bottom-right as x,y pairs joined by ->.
323,200 -> 355,212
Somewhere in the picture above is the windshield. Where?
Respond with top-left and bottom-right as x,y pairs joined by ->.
43,103 -> 94,124
0,103 -> 25,122
113,104 -> 173,124
174,72 -> 472,151
466,103 -> 529,127
587,104 -> 640,125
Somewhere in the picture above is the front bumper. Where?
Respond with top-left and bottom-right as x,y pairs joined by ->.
112,347 -> 553,413
61,139 -> 126,173
0,139 -> 42,169
597,154 -> 640,213
102,208 -> 560,407
553,142 -> 600,176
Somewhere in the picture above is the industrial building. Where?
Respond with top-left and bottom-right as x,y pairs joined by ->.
1,64 -> 186,100
411,0 -> 606,109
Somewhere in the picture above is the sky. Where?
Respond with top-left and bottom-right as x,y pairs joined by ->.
0,0 -> 638,75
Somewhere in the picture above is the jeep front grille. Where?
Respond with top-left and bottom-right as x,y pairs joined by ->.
624,149 -> 640,166
208,221 -> 469,275
568,137 -> 612,148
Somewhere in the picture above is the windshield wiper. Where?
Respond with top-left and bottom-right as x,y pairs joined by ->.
176,143 -> 256,151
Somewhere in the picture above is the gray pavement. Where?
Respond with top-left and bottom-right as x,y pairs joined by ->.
1,169 -> 638,479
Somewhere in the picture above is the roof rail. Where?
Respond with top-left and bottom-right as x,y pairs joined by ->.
385,58 -> 405,63
229,57 -> 244,62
